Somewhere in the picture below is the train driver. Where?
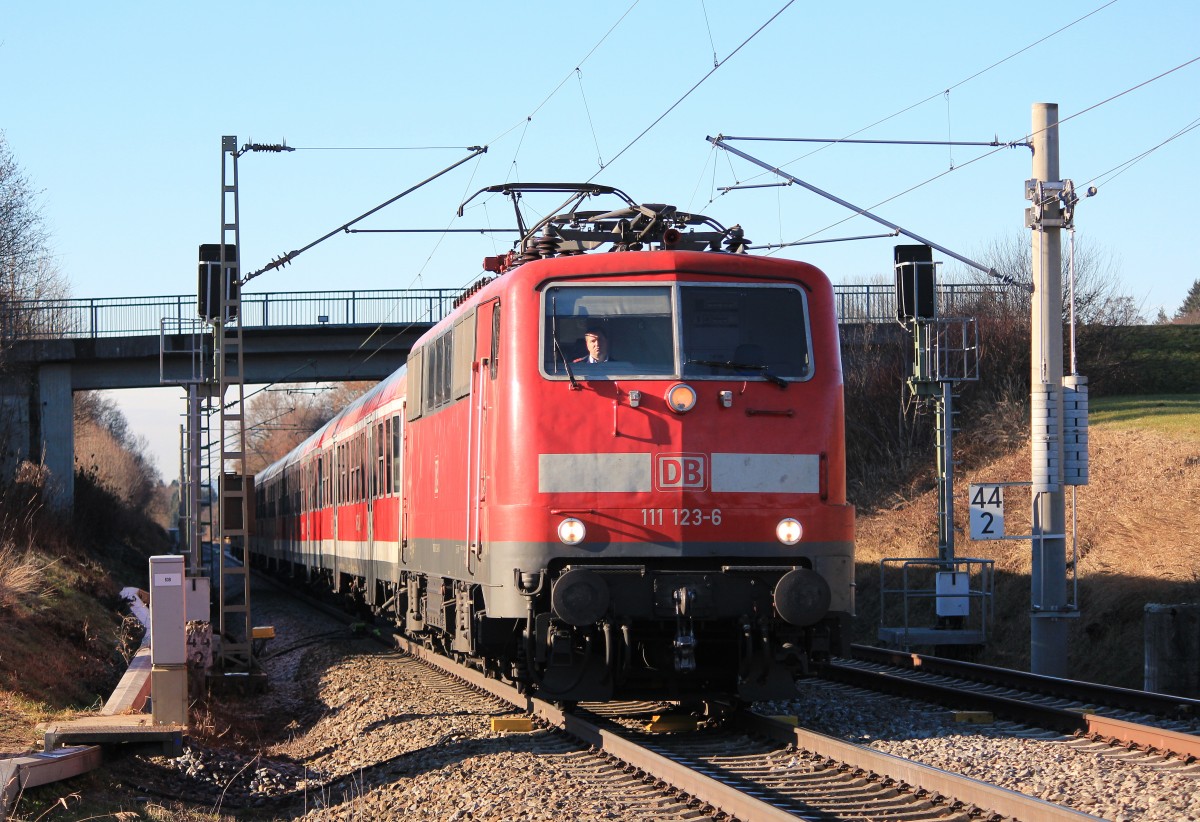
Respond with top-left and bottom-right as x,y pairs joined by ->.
574,328 -> 610,364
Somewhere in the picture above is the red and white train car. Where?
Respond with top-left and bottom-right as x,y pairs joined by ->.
252,185 -> 855,702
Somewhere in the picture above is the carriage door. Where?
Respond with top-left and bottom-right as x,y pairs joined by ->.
314,453 -> 325,565
470,299 -> 499,574
390,410 -> 404,584
331,442 -> 341,583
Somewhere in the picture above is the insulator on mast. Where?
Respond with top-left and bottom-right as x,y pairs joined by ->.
1062,374 -> 1089,486
1031,383 -> 1060,494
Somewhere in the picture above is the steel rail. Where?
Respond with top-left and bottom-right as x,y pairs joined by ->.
1082,713 -> 1200,760
395,636 -> 799,822
397,636 -> 1099,821
826,657 -> 1200,761
822,661 -> 1100,732
850,643 -> 1200,719
263,567 -> 1103,820
737,712 -> 1100,822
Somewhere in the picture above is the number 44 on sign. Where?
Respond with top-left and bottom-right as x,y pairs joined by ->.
968,483 -> 1005,540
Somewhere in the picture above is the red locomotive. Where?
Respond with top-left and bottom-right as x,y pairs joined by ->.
251,184 -> 855,702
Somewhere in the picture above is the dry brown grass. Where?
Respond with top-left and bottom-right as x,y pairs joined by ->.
854,420 -> 1200,686
0,542 -> 47,611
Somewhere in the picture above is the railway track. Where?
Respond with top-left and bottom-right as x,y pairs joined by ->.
822,645 -> 1200,761
253,571 -> 1193,819
398,637 -> 1100,821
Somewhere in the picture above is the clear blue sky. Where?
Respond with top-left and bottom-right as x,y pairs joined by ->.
4,1 -> 1198,478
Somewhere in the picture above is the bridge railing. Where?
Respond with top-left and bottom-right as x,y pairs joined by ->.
0,289 -> 461,341
834,283 -> 998,324
0,284 -> 1001,342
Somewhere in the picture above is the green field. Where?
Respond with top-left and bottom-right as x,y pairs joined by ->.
1089,394 -> 1200,439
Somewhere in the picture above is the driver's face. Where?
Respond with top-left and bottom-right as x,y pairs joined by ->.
585,332 -> 607,360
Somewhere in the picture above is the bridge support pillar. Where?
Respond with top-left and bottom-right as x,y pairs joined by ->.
37,363 -> 74,510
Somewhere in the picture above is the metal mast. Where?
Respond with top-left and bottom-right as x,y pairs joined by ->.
214,135 -> 254,675
1028,104 -> 1072,676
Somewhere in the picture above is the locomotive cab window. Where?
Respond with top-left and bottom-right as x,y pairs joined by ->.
542,285 -> 674,379
541,282 -> 811,382
680,284 -> 812,381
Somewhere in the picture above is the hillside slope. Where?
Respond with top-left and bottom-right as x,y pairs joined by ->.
853,420 -> 1200,687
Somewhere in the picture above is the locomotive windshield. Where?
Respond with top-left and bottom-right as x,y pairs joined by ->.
542,282 -> 811,381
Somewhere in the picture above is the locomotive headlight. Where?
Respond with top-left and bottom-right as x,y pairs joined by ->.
665,383 -> 697,413
776,517 -> 804,545
558,517 -> 587,545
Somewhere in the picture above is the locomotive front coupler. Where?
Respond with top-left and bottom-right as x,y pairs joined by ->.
673,585 -> 698,673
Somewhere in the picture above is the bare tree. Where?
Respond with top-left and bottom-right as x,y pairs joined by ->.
843,232 -> 1141,510
0,132 -> 70,346
953,233 -> 1142,326
244,381 -> 374,474
74,391 -> 169,522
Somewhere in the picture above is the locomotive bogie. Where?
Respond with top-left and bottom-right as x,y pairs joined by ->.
251,238 -> 856,702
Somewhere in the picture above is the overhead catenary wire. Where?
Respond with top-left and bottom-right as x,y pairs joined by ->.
699,0 -> 719,68
346,228 -> 520,234
1051,54 -> 1200,133
287,145 -> 474,151
484,0 -> 642,148
714,137 -> 1032,149
747,230 -> 901,251
586,0 -> 797,183
241,146 -> 488,285
575,68 -> 605,170
238,3 -> 788,379
331,147 -> 494,375
720,0 -> 1122,194
714,54 -> 1200,264
239,8 -> 1196,390
1082,113 -> 1200,191
709,135 -> 1019,287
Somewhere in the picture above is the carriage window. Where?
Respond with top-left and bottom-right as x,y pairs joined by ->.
542,285 -> 673,379
391,414 -> 402,492
384,418 -> 393,495
376,422 -> 385,498
680,285 -> 812,381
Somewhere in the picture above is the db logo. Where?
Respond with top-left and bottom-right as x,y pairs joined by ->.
656,454 -> 707,490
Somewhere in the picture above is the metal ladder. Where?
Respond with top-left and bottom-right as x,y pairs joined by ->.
214,135 -> 254,674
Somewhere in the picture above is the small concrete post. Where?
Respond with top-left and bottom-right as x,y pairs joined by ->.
149,555 -> 188,726
1145,604 -> 1200,697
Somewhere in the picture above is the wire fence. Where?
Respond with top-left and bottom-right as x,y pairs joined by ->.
0,284 -> 1000,342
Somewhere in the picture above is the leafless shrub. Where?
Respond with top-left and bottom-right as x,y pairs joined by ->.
842,232 -> 1139,511
74,391 -> 171,525
0,540 -> 49,612
0,131 -> 71,352
244,381 -> 374,473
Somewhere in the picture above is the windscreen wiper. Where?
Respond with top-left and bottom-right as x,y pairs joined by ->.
554,337 -> 581,390
686,359 -> 788,389
551,295 -> 581,390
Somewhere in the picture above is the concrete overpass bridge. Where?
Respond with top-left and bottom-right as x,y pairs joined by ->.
0,283 -> 990,508
0,289 -> 456,508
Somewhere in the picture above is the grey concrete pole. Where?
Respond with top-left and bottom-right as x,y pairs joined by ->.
36,363 -> 74,510
1030,103 -> 1070,676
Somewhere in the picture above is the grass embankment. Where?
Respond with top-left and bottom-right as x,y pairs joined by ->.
853,394 -> 1200,687
1089,393 -> 1200,436
0,475 -> 161,754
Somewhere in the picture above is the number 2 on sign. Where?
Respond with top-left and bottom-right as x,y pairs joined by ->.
968,483 -> 1005,540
